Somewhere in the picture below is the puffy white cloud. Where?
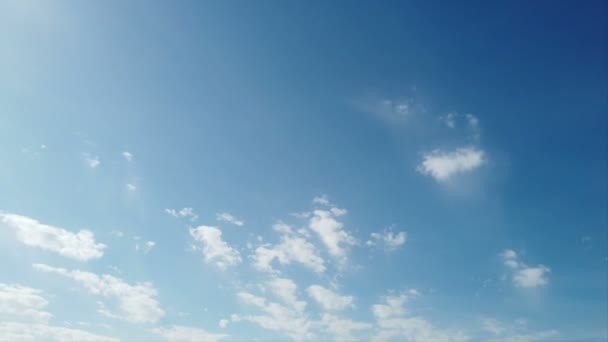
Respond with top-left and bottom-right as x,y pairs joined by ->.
122,151 -> 133,162
371,292 -> 467,342
0,212 -> 106,261
152,325 -> 227,342
190,226 -> 241,269
307,285 -> 354,311
367,229 -> 407,251
501,250 -> 550,288
417,147 -> 484,182
235,290 -> 313,340
309,209 -> 355,260
252,235 -> 325,274
216,212 -> 244,226
312,195 -> 330,206
0,284 -> 52,323
83,153 -> 100,169
218,319 -> 229,328
0,322 -> 119,342
165,208 -> 198,221
33,263 -> 164,324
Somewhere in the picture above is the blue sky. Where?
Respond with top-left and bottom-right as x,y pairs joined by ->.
0,1 -> 606,341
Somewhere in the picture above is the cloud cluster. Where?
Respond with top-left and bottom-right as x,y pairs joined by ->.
501,250 -> 550,288
366,229 -> 407,251
0,212 -> 106,261
33,263 -> 165,324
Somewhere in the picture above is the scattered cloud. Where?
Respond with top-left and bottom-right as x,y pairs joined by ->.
312,195 -> 330,206
307,285 -> 354,311
135,240 -> 156,254
309,207 -> 355,261
0,322 -> 119,342
218,319 -> 229,328
417,147 -> 485,182
481,317 -> 559,342
501,250 -> 550,288
0,212 -> 106,261
190,226 -> 242,269
165,208 -> 198,221
33,263 -> 165,324
151,325 -> 227,342
268,277 -> 307,312
216,212 -> 244,226
83,153 -> 100,169
252,227 -> 325,274
0,283 -> 52,323
440,112 -> 457,128
371,292 -> 467,342
126,183 -> 137,192
366,229 -> 407,251
319,313 -> 372,341
122,151 -> 133,162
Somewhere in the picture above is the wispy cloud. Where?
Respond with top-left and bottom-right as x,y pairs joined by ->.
165,207 -> 198,221
122,151 -> 133,162
33,263 -> 165,324
83,153 -> 100,169
0,283 -> 52,323
216,212 -> 244,226
151,325 -> 227,342
366,229 -> 407,251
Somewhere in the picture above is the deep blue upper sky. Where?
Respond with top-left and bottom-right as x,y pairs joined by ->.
0,1 -> 606,341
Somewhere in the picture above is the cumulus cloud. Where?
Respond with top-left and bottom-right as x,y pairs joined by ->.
122,151 -> 133,162
190,226 -> 241,269
0,322 -> 119,342
309,208 -> 355,261
0,284 -> 52,323
417,147 -> 485,182
312,195 -> 331,206
268,278 -> 307,312
151,325 -> 227,342
0,212 -> 106,261
252,228 -> 325,274
366,229 -> 407,251
319,313 -> 372,341
371,292 -> 467,342
501,250 -> 550,288
165,208 -> 198,221
33,263 -> 164,324
216,212 -> 244,226
307,285 -> 354,311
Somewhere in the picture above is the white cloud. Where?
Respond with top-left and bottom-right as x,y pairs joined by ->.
216,212 -> 244,226
122,151 -> 133,162
33,263 -> 164,324
312,195 -> 330,206
218,319 -> 229,328
235,290 -> 314,340
268,278 -> 307,312
481,317 -> 559,342
371,292 -> 467,342
307,285 -> 354,311
0,212 -> 106,261
441,112 -> 457,128
252,234 -> 325,274
0,322 -> 119,342
152,325 -> 227,342
83,153 -> 100,169
135,240 -> 156,254
126,183 -> 136,192
0,284 -> 52,323
319,313 -> 372,341
501,250 -> 550,288
309,209 -> 355,260
466,114 -> 480,139
189,226 -> 241,269
367,229 -> 407,251
165,208 -> 198,221
417,147 -> 485,182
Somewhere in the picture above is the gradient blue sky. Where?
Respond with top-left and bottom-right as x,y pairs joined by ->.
0,1 -> 606,341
